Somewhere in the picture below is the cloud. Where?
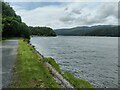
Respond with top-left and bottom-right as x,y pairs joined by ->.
9,2 -> 64,10
72,9 -> 81,14
98,3 -> 118,19
10,2 -> 118,29
59,15 -> 75,23
59,2 -> 118,27
119,2 -> 120,19
4,0 -> 120,2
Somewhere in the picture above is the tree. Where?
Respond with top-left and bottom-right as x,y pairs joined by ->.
2,1 -> 56,39
29,26 -> 56,36
2,1 -> 30,39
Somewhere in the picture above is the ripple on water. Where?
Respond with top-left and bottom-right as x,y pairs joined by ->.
30,36 -> 118,88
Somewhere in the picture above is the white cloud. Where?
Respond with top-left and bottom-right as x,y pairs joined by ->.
4,0 -> 120,2
11,2 -> 118,29
14,5 -> 66,28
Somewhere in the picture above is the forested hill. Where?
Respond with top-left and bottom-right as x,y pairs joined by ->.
2,2 -> 30,38
55,25 -> 119,37
29,26 -> 56,36
2,2 -> 56,39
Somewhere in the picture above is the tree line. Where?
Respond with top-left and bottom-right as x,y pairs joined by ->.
29,26 -> 56,36
55,25 -> 119,37
2,2 -> 56,39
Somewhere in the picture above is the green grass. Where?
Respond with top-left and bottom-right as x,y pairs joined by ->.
10,38 -> 95,89
44,57 -> 95,89
44,57 -> 62,74
10,39 -> 60,88
63,72 -> 95,89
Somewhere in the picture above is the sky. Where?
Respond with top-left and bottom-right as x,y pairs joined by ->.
4,0 -> 119,29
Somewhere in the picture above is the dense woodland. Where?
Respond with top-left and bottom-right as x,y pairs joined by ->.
29,26 -> 56,36
55,25 -> 119,37
2,2 -> 56,39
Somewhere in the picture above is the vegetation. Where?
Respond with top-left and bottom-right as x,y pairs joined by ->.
29,26 -> 56,36
2,2 -> 30,39
44,57 -> 94,89
2,1 -> 96,89
10,39 -> 95,89
2,1 -> 56,39
44,57 -> 62,74
55,25 -> 119,37
10,39 -> 60,88
63,72 -> 94,89
2,1 -> 119,38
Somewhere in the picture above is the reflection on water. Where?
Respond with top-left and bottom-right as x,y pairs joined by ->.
30,36 -> 118,88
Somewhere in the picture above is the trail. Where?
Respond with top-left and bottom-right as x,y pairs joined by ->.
1,39 -> 18,88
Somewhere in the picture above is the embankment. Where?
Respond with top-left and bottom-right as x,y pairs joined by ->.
10,39 -> 95,89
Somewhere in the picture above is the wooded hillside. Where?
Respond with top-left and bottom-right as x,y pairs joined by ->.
2,1 -> 56,39
55,25 -> 119,37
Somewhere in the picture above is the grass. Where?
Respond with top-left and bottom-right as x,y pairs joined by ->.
10,38 -> 95,89
44,57 -> 95,89
63,72 -> 95,89
10,39 -> 60,88
44,57 -> 62,74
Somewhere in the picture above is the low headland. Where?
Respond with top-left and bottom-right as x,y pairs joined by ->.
9,38 -> 95,89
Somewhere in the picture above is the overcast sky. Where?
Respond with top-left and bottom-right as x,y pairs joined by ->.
6,0 -> 118,29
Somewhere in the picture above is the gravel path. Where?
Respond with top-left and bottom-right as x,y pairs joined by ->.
0,39 -> 18,88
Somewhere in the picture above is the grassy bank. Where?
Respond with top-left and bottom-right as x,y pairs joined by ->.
44,57 -> 62,74
44,57 -> 94,89
63,72 -> 94,89
11,38 -> 94,89
10,39 -> 60,88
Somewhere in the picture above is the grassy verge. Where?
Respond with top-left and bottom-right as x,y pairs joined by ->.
63,72 -> 95,89
11,38 -> 95,89
43,57 -> 95,89
10,39 -> 60,88
44,57 -> 62,74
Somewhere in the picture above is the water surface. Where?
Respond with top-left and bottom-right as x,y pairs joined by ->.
30,36 -> 118,88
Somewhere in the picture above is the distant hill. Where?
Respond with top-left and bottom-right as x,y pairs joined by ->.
55,25 -> 119,37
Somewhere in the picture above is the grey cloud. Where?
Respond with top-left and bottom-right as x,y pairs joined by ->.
59,8 -> 81,24
72,9 -> 81,14
60,3 -> 118,26
76,16 -> 105,25
75,3 -> 118,25
98,3 -> 118,19
15,2 -> 118,29
118,2 -> 120,19
59,15 -> 75,23
64,7 -> 68,11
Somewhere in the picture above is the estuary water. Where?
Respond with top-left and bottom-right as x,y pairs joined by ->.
30,36 -> 118,88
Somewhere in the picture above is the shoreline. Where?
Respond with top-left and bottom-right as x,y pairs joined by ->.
29,39 -> 95,89
9,38 -> 95,89
29,43 -> 74,88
